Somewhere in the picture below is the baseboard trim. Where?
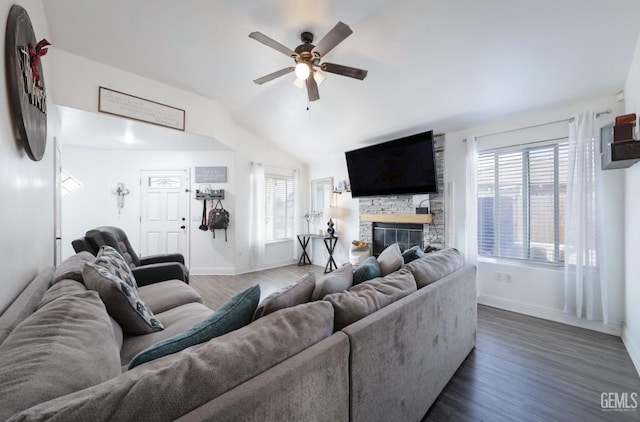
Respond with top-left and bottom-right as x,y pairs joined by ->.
190,267 -> 236,276
234,259 -> 298,275
478,295 -> 623,336
622,327 -> 640,377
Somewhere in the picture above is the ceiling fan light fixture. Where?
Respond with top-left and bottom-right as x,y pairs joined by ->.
295,62 -> 310,80
313,69 -> 326,85
293,77 -> 305,89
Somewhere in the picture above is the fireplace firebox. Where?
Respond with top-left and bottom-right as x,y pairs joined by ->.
372,222 -> 423,256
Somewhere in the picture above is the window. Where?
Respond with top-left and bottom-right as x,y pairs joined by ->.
265,175 -> 294,241
60,169 -> 82,196
477,141 -> 568,264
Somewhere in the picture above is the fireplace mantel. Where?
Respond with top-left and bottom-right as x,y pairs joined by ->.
360,213 -> 433,224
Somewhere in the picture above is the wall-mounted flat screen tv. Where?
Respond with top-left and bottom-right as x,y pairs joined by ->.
345,130 -> 436,197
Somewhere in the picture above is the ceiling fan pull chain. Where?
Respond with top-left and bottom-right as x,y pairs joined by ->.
307,102 -> 311,120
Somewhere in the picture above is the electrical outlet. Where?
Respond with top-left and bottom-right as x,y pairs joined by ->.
495,271 -> 512,283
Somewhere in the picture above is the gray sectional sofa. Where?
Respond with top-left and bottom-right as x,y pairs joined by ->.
0,248 -> 476,421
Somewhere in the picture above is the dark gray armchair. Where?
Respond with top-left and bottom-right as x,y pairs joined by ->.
72,226 -> 189,285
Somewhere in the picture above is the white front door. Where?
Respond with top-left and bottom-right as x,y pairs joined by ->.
140,170 -> 189,265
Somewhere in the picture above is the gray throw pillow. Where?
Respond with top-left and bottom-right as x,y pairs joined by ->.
353,256 -> 381,285
128,284 -> 260,369
324,268 -> 417,331
253,272 -> 315,320
83,246 -> 163,335
377,243 -> 403,276
404,248 -> 464,288
312,263 -> 353,300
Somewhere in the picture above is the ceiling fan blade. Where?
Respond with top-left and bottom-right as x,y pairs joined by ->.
306,75 -> 320,101
312,21 -> 353,58
253,67 -> 294,85
249,31 -> 297,58
320,62 -> 368,80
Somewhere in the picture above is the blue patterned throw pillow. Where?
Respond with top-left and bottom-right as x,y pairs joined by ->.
128,284 -> 260,369
83,246 -> 163,334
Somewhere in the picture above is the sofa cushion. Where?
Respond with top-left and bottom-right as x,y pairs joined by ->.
129,284 -> 260,369
253,272 -> 315,320
404,248 -> 464,288
51,251 -> 95,284
138,280 -> 203,314
324,268 -> 417,331
11,301 -> 335,421
312,263 -> 353,300
38,279 -> 88,309
83,253 -> 163,335
120,302 -> 214,365
402,245 -> 425,264
352,256 -> 382,285
377,243 -> 404,276
0,290 -> 122,421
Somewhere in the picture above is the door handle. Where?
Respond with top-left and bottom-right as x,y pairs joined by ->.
180,225 -> 186,229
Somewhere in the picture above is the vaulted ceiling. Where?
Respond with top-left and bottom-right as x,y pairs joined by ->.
44,0 -> 640,162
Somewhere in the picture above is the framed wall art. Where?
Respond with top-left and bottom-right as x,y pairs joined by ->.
98,87 -> 186,131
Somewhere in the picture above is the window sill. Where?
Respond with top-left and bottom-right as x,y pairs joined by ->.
478,256 -> 564,271
266,239 -> 293,245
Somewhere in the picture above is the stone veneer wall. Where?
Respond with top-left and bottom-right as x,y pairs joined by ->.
358,134 -> 445,250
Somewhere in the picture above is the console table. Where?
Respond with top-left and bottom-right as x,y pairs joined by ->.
297,234 -> 338,273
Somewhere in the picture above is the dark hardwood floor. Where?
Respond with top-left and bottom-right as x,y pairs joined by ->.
191,265 -> 640,422
425,306 -> 640,422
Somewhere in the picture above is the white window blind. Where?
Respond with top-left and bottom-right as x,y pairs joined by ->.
265,175 -> 294,241
477,142 -> 568,264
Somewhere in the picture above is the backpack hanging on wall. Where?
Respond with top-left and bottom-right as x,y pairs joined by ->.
208,199 -> 230,241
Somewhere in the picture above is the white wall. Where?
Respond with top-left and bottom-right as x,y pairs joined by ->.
623,33 -> 640,374
308,156 -> 360,268
61,146 -> 239,274
50,50 -> 308,273
446,95 -> 626,335
0,0 -> 58,313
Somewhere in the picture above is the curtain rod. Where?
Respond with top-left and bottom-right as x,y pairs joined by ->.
465,109 -> 613,142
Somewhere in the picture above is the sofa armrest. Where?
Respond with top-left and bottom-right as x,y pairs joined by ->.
342,264 -> 477,422
131,263 -> 189,286
140,253 -> 185,266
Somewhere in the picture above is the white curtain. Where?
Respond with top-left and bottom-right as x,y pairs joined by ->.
564,112 -> 607,323
292,168 -> 300,260
464,137 -> 478,265
249,162 -> 265,268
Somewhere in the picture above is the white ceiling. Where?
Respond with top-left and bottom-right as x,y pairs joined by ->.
43,0 -> 640,162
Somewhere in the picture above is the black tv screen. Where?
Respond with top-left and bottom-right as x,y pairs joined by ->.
345,130 -> 437,197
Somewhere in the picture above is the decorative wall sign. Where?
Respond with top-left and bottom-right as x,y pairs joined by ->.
98,87 -> 186,131
195,166 -> 227,183
5,5 -> 50,161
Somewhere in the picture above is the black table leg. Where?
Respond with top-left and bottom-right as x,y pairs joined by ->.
323,237 -> 338,273
297,235 -> 312,266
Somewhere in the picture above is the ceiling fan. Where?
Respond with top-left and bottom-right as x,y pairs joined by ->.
249,21 -> 368,102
